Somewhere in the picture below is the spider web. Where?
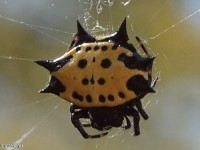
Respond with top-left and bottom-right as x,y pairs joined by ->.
0,0 -> 200,149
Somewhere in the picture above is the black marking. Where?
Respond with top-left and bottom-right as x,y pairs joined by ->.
108,95 -> 114,101
86,94 -> 93,102
118,53 -> 155,71
126,75 -> 154,95
72,91 -> 83,101
118,92 -> 125,98
118,53 -> 138,69
76,46 -> 81,52
78,59 -> 87,69
112,44 -> 118,50
90,75 -> 95,84
40,76 -> 65,96
94,45 -> 99,51
82,78 -> 89,85
101,58 -> 111,68
101,45 -> 108,51
98,78 -> 105,85
92,57 -> 96,63
86,46 -> 92,52
60,55 -> 73,68
99,95 -> 106,102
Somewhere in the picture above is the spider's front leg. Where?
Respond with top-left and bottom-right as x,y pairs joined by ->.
70,105 -> 108,138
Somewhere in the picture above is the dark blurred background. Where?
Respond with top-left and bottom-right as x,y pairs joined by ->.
0,0 -> 200,149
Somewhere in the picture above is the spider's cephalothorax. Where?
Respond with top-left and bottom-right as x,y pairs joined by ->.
35,18 -> 157,138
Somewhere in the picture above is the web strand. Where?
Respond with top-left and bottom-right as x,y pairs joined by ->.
0,14 -> 70,46
0,56 -> 34,62
149,9 -> 200,40
6,101 -> 62,150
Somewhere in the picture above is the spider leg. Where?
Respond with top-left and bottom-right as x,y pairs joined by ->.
71,110 -> 90,138
125,107 -> 140,136
82,123 -> 92,127
123,115 -> 131,129
151,75 -> 159,88
70,104 -> 81,113
134,99 -> 149,120
135,36 -> 151,57
70,106 -> 108,138
70,105 -> 91,127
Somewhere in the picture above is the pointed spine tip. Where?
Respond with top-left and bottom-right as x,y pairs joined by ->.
77,20 -> 81,29
39,84 -> 53,94
76,20 -> 95,43
148,57 -> 156,63
122,17 -> 127,26
112,18 -> 128,43
39,76 -> 66,96
118,17 -> 127,33
39,88 -> 48,93
148,87 -> 156,93
146,57 -> 155,64
35,60 -> 55,72
77,20 -> 86,35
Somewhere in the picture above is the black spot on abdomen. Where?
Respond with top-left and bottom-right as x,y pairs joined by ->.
99,95 -> 106,102
86,94 -> 93,102
101,58 -> 111,68
86,46 -> 92,52
82,78 -> 89,85
90,75 -> 95,84
78,59 -> 87,69
112,44 -> 118,50
108,94 -> 114,101
118,92 -> 125,98
72,91 -> 83,101
92,57 -> 96,63
94,45 -> 99,51
76,46 -> 81,52
98,78 -> 105,85
101,45 -> 108,51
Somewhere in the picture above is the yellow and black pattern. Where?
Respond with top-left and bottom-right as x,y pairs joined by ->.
51,42 -> 149,107
35,18 -> 157,138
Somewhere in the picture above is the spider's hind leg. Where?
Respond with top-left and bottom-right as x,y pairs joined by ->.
125,107 -> 140,136
134,99 -> 149,120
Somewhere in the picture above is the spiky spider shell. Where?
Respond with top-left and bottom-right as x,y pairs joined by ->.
35,18 -> 155,108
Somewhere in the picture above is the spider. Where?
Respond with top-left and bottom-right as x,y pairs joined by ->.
35,18 -> 158,138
